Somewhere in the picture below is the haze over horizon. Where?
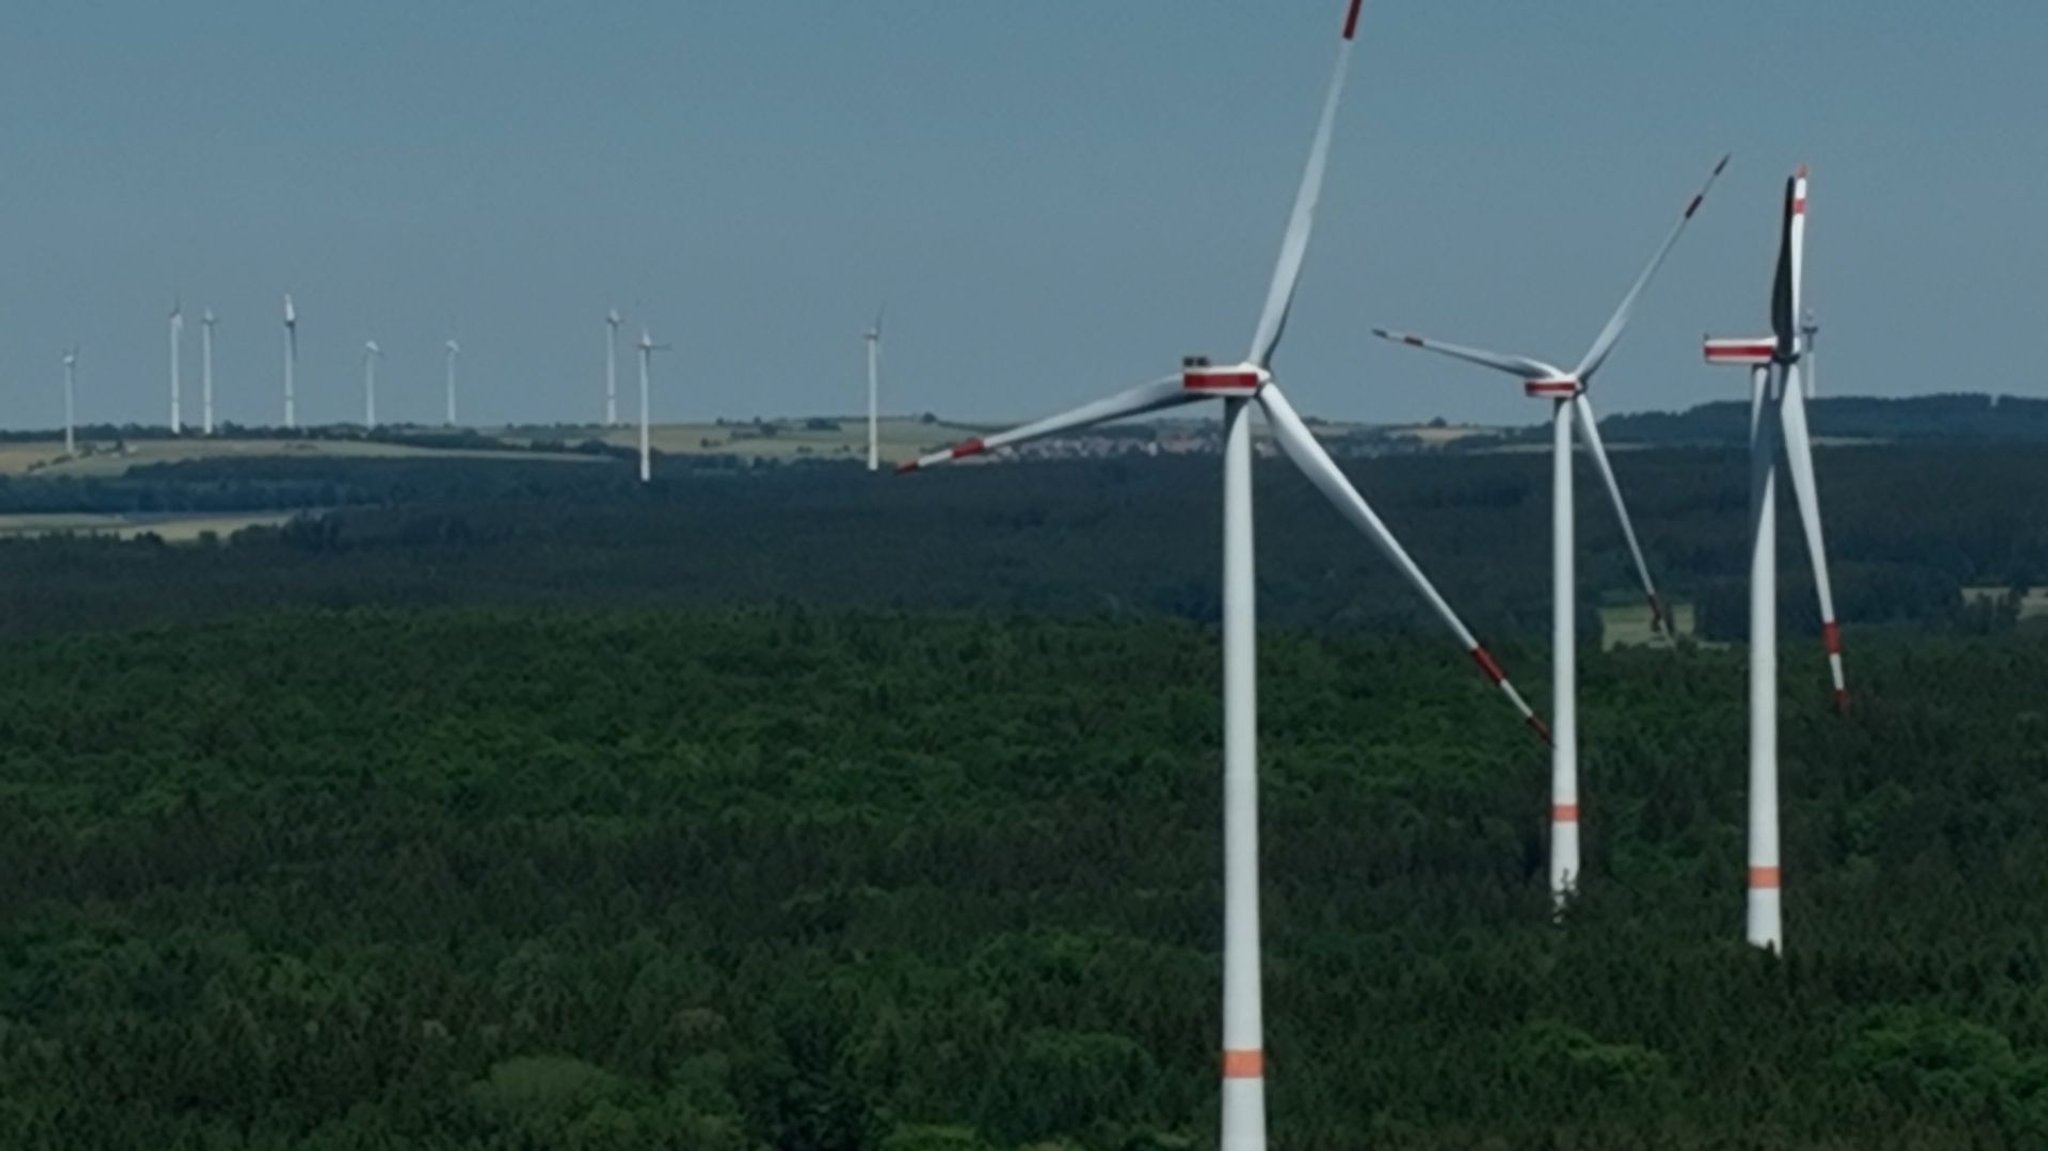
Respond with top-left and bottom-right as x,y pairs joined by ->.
4,1 -> 2041,432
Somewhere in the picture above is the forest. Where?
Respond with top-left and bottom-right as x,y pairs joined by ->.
2,440 -> 2045,644
0,437 -> 2044,1148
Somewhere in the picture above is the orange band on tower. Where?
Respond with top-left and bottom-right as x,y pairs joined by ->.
1553,803 -> 1580,822
1222,1049 -> 1264,1079
1749,866 -> 1782,889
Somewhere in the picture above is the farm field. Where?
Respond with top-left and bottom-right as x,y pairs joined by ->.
0,436 -> 605,478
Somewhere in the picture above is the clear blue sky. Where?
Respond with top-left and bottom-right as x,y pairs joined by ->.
2,1 -> 2041,430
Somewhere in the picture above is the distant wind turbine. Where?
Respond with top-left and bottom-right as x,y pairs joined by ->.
363,340 -> 382,429
62,347 -> 78,455
169,298 -> 185,435
637,326 -> 670,483
864,304 -> 885,472
444,339 -> 460,427
606,309 -> 622,427
201,308 -> 217,435
282,294 -> 298,429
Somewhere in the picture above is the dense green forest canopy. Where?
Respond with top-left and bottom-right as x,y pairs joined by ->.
0,432 -> 2044,1148
0,441 -> 2042,644
0,609 -> 2044,1149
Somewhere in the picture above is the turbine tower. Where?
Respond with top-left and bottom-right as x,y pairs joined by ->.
899,5 -> 1546,1146
201,308 -> 217,435
168,299 -> 184,435
865,305 -> 885,472
606,309 -> 622,427
282,294 -> 298,429
61,348 -> 78,456
444,339 -> 460,427
1703,165 -> 1846,952
1371,155 -> 1729,904
636,327 -> 670,483
363,340 -> 382,429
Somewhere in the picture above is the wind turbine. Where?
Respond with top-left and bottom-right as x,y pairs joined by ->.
1370,155 -> 1729,904
606,309 -> 622,427
444,339 -> 460,427
201,308 -> 217,435
61,348 -> 78,456
168,298 -> 185,435
282,294 -> 298,429
865,304 -> 885,472
898,5 -> 1545,1146
1702,165 -> 1846,953
363,340 -> 382,429
637,327 -> 670,483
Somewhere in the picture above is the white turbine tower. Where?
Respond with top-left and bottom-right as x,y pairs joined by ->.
864,304 -> 885,472
636,327 -> 670,483
363,340 -> 382,429
1370,155 -> 1729,904
62,348 -> 78,456
168,299 -> 185,435
606,309 -> 622,427
1703,165 -> 1846,953
282,294 -> 298,429
899,5 -> 1546,1146
201,308 -> 217,435
445,339 -> 460,427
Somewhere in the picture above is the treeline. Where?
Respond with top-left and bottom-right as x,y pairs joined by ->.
1463,392 -> 2048,449
1,444 -> 2043,643
0,606 -> 2043,1148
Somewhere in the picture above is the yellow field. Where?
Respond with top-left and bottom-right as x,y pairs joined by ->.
0,437 -> 607,478
1599,600 -> 1700,651
563,417 -> 990,465
0,510 -> 299,542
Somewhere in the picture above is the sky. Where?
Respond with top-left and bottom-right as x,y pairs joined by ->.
1,1 -> 2042,431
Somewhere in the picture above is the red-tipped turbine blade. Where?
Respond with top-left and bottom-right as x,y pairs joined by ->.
1572,393 -> 1671,641
1777,363 -> 1847,711
1573,154 -> 1732,382
1258,383 -> 1550,743
895,375 -> 1193,474
1770,166 -> 1808,354
1247,0 -> 1369,368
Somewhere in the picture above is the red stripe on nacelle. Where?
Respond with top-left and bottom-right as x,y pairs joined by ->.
1183,370 -> 1262,393
1524,379 -> 1579,397
1822,621 -> 1842,656
950,438 -> 987,460
1342,0 -> 1364,40
1704,341 -> 1775,364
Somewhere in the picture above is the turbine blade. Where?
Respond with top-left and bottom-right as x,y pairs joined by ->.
1573,153 -> 1731,381
1370,328 -> 1560,380
1771,166 -> 1808,353
895,375 -> 1195,474
1778,364 -> 1847,713
1572,393 -> 1669,640
1258,383 -> 1550,744
1247,0 -> 1367,368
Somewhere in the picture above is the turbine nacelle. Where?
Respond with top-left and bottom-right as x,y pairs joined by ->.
1523,377 -> 1583,398
1181,357 -> 1269,396
1703,337 -> 1777,367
